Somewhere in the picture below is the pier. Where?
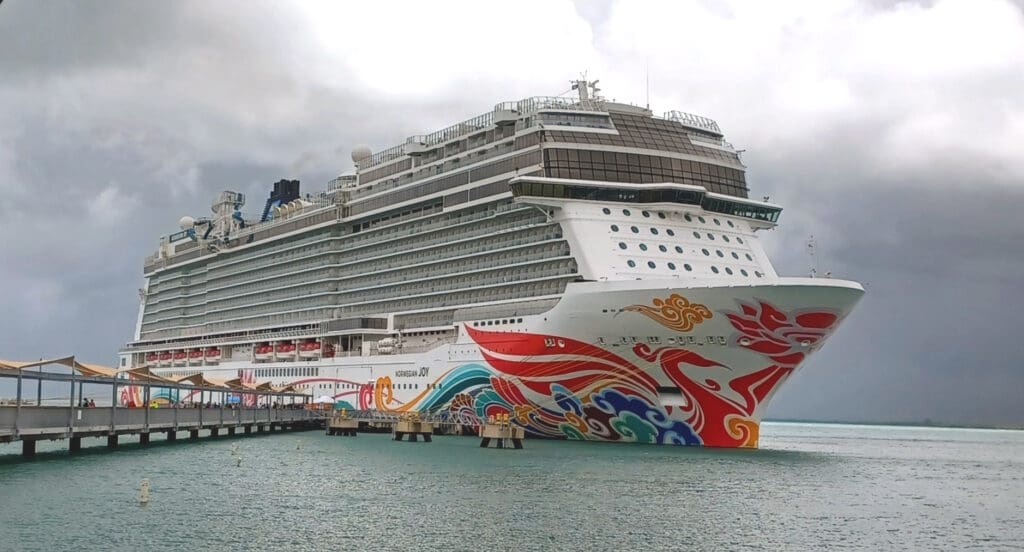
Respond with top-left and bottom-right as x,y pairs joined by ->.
1,357 -> 325,458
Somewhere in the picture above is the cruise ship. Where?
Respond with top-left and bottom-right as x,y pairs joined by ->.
120,80 -> 864,448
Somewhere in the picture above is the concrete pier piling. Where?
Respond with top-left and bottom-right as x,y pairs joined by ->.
327,411 -> 359,436
479,414 -> 524,449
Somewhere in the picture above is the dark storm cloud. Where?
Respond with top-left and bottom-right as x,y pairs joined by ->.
0,0 -> 1021,427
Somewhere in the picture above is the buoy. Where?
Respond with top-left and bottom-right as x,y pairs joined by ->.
139,478 -> 150,505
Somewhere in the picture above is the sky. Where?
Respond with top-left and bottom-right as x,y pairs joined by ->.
0,0 -> 1022,426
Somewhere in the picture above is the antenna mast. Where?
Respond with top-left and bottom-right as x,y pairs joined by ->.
807,235 -> 819,278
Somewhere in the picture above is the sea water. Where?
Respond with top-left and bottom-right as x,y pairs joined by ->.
0,423 -> 1021,551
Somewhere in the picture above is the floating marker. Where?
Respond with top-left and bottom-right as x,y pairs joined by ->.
139,478 -> 150,504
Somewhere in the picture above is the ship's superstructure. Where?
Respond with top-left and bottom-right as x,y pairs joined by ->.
121,81 -> 863,447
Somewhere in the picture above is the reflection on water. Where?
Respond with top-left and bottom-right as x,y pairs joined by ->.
1,423 -> 1022,550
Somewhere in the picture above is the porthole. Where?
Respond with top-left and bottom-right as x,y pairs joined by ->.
702,248 -> 710,256
666,229 -> 675,236
698,216 -> 706,223
745,253 -> 754,261
716,250 -> 724,257
658,212 -> 666,219
706,233 -> 715,240
711,266 -> 720,274
713,218 -> 721,225
737,237 -> 744,244
647,261 -> 656,269
631,226 -> 639,233
674,245 -> 684,253
722,235 -> 731,243
627,260 -> 636,268
602,208 -> 611,215
740,269 -> 749,276
668,262 -> 677,270
727,220 -> 735,228
610,224 -> 619,232
623,209 -> 631,216
639,244 -> 648,251
755,271 -> 763,277
684,263 -> 693,271
642,211 -> 651,218
658,245 -> 667,252
684,214 -> 693,222
693,231 -> 701,239
618,242 -> 627,250
731,252 -> 739,259
725,267 -> 734,275
650,228 -> 659,235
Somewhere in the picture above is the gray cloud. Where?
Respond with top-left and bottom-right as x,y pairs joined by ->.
0,0 -> 1021,426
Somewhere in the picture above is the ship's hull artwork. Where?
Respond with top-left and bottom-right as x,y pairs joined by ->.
124,280 -> 862,448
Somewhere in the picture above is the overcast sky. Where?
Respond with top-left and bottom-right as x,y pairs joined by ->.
1,0 -> 1022,425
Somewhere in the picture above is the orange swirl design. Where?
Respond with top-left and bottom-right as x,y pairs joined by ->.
625,294 -> 713,332
725,415 -> 760,448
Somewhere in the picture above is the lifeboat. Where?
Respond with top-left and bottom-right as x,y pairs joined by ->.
145,353 -> 159,363
188,350 -> 203,361
274,342 -> 296,360
254,343 -> 272,361
299,340 -> 321,358
204,348 -> 221,362
172,351 -> 187,365
157,351 -> 172,366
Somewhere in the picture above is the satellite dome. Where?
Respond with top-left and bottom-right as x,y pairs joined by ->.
351,145 -> 373,164
179,216 -> 195,230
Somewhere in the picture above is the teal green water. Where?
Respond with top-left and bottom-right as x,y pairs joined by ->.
1,423 -> 1022,551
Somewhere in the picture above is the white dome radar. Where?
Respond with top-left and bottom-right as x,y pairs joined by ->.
351,145 -> 373,164
179,216 -> 196,230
